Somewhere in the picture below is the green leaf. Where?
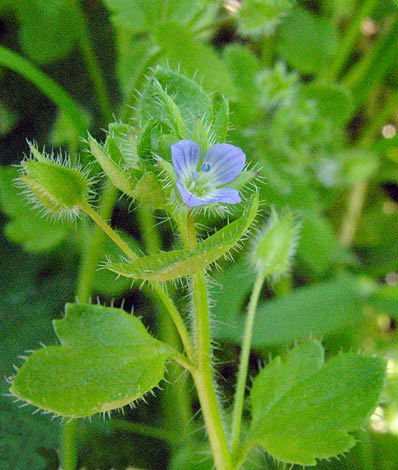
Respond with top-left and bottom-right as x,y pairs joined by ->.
139,66 -> 213,137
298,214 -> 353,275
0,166 -> 70,252
300,82 -> 354,125
249,341 -> 386,465
238,0 -> 293,36
10,304 -> 170,417
154,22 -> 236,97
16,0 -> 82,64
103,0 -> 201,34
214,276 -> 365,347
105,194 -> 259,282
277,8 -> 338,75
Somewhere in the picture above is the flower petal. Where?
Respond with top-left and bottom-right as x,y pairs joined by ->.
176,182 -> 241,207
209,187 -> 241,204
203,143 -> 246,185
176,181 -> 210,207
171,140 -> 201,180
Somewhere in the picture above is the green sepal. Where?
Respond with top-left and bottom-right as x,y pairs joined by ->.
132,171 -> 167,208
247,341 -> 386,466
88,136 -> 137,198
21,155 -> 88,215
10,303 -> 171,418
224,169 -> 257,191
192,117 -> 210,153
105,194 -> 259,281
152,79 -> 187,139
211,93 -> 229,143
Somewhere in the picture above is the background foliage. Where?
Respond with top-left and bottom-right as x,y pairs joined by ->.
1,0 -> 398,468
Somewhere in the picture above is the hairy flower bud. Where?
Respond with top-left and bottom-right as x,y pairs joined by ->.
252,209 -> 300,279
19,144 -> 89,219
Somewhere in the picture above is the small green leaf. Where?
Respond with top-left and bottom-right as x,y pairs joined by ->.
214,276 -> 366,347
139,66 -> 213,136
277,8 -> 338,75
300,82 -> 354,125
10,304 -> 170,417
238,0 -> 293,36
106,194 -> 259,281
249,341 -> 386,465
154,22 -> 236,97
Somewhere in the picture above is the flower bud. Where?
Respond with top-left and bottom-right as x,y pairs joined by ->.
252,209 -> 300,279
20,144 -> 89,218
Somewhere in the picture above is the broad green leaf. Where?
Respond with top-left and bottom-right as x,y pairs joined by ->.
139,66 -> 213,136
277,8 -> 338,75
154,22 -> 236,97
238,0 -> 293,36
0,166 -> 69,252
223,44 -> 261,124
10,304 -> 170,417
105,194 -> 259,281
249,341 -> 386,465
15,0 -> 82,64
298,214 -> 353,275
214,276 -> 365,347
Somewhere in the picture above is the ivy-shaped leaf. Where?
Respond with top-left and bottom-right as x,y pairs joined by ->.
248,341 -> 386,466
10,304 -> 171,418
105,194 -> 259,282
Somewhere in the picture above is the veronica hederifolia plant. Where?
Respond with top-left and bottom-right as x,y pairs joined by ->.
8,66 -> 386,470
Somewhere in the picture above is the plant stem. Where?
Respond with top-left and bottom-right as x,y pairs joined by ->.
110,419 -> 182,445
187,211 -> 232,470
60,421 -> 77,470
136,204 -> 194,437
327,0 -> 379,82
82,202 -> 194,361
82,201 -> 137,261
339,90 -> 398,247
75,0 -> 113,124
0,45 -> 86,135
230,272 -> 266,463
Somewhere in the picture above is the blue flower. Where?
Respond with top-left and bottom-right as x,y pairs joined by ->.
171,140 -> 246,207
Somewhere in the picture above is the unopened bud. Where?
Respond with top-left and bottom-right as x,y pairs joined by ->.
20,144 -> 89,218
252,209 -> 300,279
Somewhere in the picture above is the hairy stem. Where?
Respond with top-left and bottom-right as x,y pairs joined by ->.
187,211 -> 232,470
137,205 -> 194,437
230,272 -> 266,463
82,202 -> 194,361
